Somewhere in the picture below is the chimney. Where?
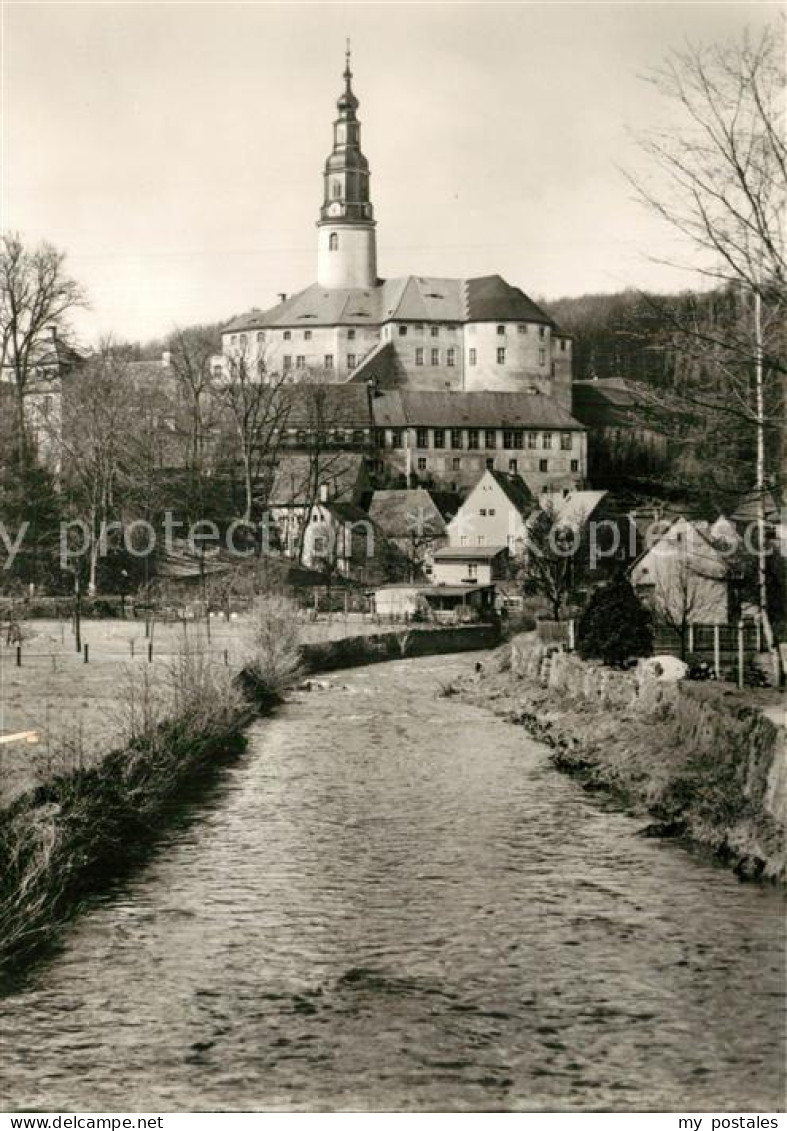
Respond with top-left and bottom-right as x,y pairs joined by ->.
278,293 -> 288,304
161,350 -> 171,368
47,325 -> 58,342
319,482 -> 329,504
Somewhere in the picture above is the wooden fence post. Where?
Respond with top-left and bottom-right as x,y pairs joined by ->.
568,619 -> 575,652
83,643 -> 89,664
16,645 -> 21,668
713,624 -> 720,679
687,623 -> 694,655
737,620 -> 744,690
148,641 -> 153,664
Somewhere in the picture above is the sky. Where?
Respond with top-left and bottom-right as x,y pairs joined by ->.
1,0 -> 779,346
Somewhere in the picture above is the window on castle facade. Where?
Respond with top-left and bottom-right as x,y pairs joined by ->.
447,348 -> 456,367
469,348 -> 477,366
304,330 -> 312,340
296,356 -> 305,369
468,429 -> 479,450
398,325 -> 408,336
324,354 -> 334,369
416,427 -> 429,448
417,456 -> 427,471
415,348 -> 424,366
283,355 -> 292,370
571,460 -> 579,473
347,354 -> 356,370
329,232 -> 338,250
433,428 -> 445,449
509,459 -> 518,473
283,330 -> 291,341
543,431 -> 553,449
561,432 -> 572,450
452,458 -> 461,471
540,459 -> 549,472
391,429 -> 404,449
450,429 -> 463,449
527,432 -> 538,449
539,348 -> 546,366
497,348 -> 506,365
560,339 -> 567,351
430,326 -> 439,338
518,324 -> 527,334
431,348 -> 440,366
347,328 -> 356,340
496,325 -> 505,336
539,326 -> 546,339
485,430 -> 497,449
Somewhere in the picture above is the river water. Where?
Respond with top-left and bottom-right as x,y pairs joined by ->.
1,654 -> 784,1112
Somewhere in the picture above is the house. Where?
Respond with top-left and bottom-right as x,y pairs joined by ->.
264,451 -> 370,558
368,488 -> 447,579
431,544 -> 508,586
571,377 -> 667,480
373,581 -> 496,622
446,469 -> 534,555
629,516 -> 732,625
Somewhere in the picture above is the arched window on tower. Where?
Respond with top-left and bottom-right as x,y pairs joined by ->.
329,232 -> 338,251
332,181 -> 342,199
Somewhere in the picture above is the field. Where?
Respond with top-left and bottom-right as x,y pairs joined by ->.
0,613 -> 385,807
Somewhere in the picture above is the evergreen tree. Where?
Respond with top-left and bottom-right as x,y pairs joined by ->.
576,577 -> 654,667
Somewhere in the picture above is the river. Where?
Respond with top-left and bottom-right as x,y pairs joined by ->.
1,654 -> 784,1112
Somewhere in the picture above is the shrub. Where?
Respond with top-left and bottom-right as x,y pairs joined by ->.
576,577 -> 653,667
242,594 -> 302,699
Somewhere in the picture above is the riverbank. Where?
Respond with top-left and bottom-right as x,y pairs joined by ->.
459,635 -> 786,883
0,620 -> 499,981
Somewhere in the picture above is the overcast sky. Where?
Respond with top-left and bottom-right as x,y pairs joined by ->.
2,0 -> 778,345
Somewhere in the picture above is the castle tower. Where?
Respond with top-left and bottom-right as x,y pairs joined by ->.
316,45 -> 377,290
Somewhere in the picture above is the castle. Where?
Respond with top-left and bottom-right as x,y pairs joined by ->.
221,50 -> 585,494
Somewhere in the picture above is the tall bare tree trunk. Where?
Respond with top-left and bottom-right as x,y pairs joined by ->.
754,288 -> 775,653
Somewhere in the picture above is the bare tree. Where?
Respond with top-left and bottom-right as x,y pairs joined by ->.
216,343 -> 290,524
167,325 -> 222,512
0,233 -> 86,466
55,348 -> 136,595
520,501 -> 578,621
628,23 -> 786,647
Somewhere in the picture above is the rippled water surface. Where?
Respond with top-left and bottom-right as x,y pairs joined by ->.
1,654 -> 784,1112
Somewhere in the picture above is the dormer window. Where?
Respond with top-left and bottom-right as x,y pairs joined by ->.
329,232 -> 338,250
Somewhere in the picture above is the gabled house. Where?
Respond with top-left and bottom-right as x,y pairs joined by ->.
368,487 -> 447,580
629,516 -> 732,626
446,469 -> 534,555
265,451 -> 370,559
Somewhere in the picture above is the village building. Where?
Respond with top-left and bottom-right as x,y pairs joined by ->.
629,516 -> 732,626
445,469 -> 534,555
431,544 -> 509,587
368,487 -> 448,580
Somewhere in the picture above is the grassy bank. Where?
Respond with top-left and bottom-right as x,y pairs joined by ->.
459,637 -> 786,883
0,614 -> 500,984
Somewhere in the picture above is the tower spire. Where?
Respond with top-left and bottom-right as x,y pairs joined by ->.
316,47 -> 377,289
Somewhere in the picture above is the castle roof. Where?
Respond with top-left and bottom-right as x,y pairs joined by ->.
224,274 -> 559,332
370,389 -> 583,430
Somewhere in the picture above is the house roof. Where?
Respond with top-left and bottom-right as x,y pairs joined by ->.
370,389 -> 583,430
368,488 -> 447,541
552,489 -> 608,530
571,378 -> 658,430
485,469 -> 534,516
628,515 -> 728,576
224,274 -> 560,332
278,383 -> 372,427
264,451 -> 367,506
433,544 -> 507,561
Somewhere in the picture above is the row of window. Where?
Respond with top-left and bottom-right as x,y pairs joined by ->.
282,354 -> 356,371
229,327 -> 569,349
382,428 -> 573,450
413,456 -> 580,474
